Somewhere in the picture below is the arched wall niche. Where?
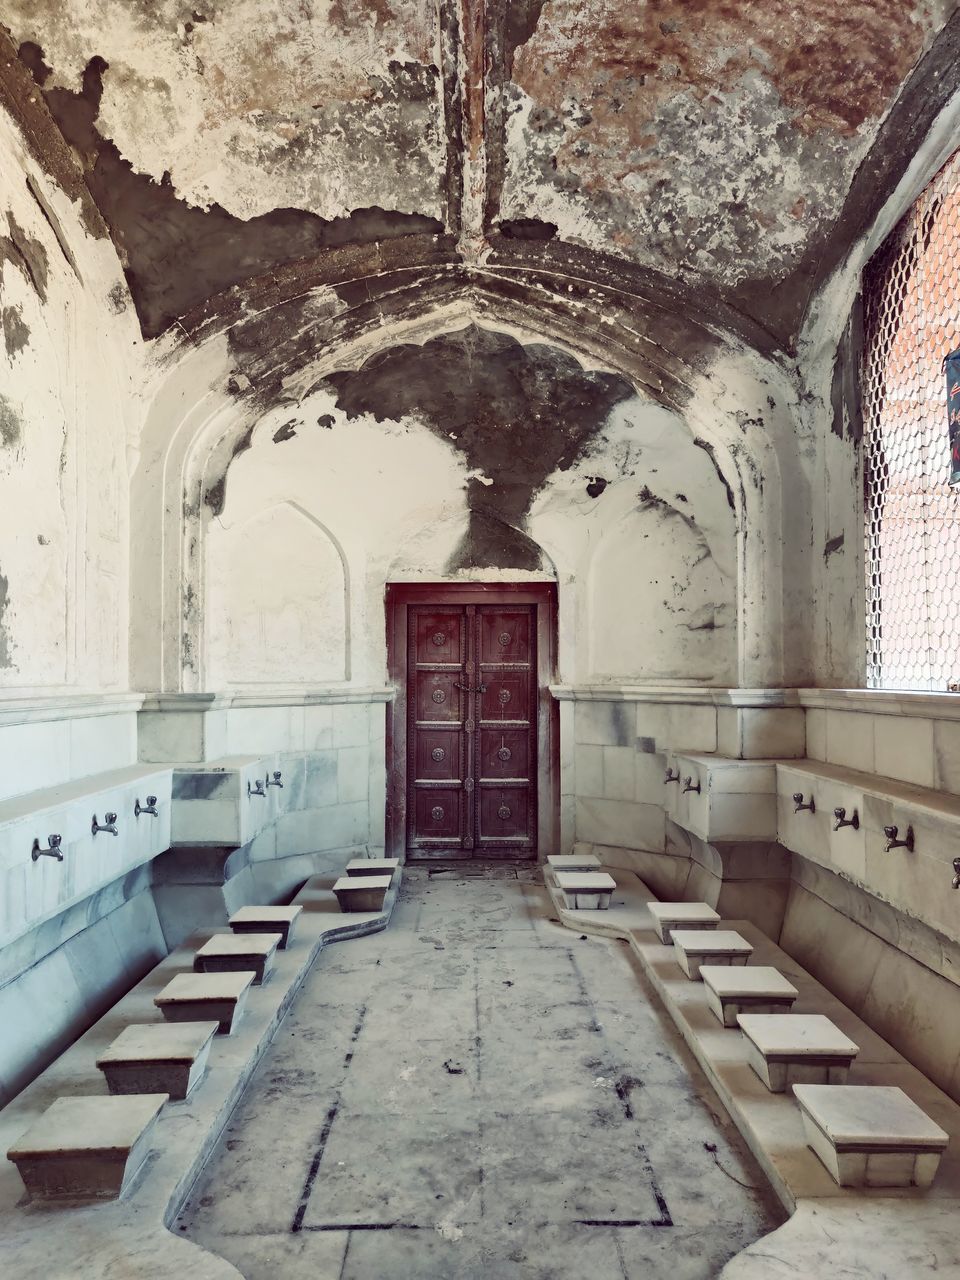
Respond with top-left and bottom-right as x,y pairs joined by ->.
131,289 -> 793,693
205,500 -> 349,688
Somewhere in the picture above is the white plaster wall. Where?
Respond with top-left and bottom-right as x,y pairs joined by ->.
0,111 -> 142,696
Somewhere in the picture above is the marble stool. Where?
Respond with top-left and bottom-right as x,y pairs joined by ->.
546,853 -> 603,873
155,971 -> 255,1034
793,1084 -> 948,1187
229,904 -> 303,949
97,1021 -> 219,1100
194,931 -> 280,985
333,875 -> 392,912
344,857 -> 400,879
671,929 -> 753,979
700,965 -> 799,1027
738,1013 -> 858,1092
6,1093 -> 168,1201
555,870 -> 617,909
648,901 -> 721,944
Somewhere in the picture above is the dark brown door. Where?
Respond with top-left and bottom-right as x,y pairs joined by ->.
406,602 -> 537,858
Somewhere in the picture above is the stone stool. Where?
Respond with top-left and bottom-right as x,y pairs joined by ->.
555,870 -> 617,909
97,1021 -> 219,1100
648,901 -> 721,944
738,1013 -> 858,1092
194,931 -> 280,985
333,875 -> 392,912
6,1093 -> 168,1201
671,929 -> 753,979
700,965 -> 799,1027
229,904 -> 303,949
155,971 -> 255,1034
344,857 -> 400,878
793,1084 -> 949,1187
546,853 -> 602,873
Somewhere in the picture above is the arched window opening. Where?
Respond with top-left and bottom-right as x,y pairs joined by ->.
862,149 -> 960,690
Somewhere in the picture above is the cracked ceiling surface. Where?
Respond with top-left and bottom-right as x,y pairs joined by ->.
2,0 -> 959,349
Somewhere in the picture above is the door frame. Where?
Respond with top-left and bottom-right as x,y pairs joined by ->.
385,582 -> 559,862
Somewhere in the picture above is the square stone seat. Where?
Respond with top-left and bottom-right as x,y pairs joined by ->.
546,853 -> 602,873
647,900 -> 721,944
555,870 -> 617,910
738,1014 -> 859,1093
345,857 -> 400,878
194,931 -> 280,985
96,1021 -> 219,1100
155,971 -> 255,1034
6,1093 -> 168,1201
793,1084 -> 949,1188
333,874 -> 392,913
229,904 -> 303,949
671,929 -> 753,980
701,965 -> 799,1027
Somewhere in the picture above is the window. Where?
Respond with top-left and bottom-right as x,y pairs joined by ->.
862,148 -> 960,690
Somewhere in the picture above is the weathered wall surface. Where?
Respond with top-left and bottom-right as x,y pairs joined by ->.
0,104 -> 140,694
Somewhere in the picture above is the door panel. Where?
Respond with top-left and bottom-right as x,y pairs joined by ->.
406,600 -> 537,857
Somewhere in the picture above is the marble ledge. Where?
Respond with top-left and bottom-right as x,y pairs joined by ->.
798,689 -> 960,721
549,685 -> 799,707
140,687 -> 395,712
0,693 -> 144,729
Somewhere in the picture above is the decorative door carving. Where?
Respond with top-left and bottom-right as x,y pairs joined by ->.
407,602 -> 536,857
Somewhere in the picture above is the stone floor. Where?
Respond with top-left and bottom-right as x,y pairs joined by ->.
176,867 -> 783,1279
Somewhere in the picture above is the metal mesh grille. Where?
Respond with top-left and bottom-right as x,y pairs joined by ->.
862,149 -> 960,690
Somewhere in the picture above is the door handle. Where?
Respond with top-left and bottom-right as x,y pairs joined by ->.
455,682 -> 487,694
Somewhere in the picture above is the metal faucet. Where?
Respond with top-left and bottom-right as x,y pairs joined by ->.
92,812 -> 118,836
32,834 -> 63,862
248,779 -> 266,797
793,792 -> 816,814
135,795 -> 159,818
664,767 -> 680,785
682,776 -> 701,794
883,824 -> 914,853
833,807 -> 859,832
267,771 -> 283,788
953,857 -> 960,890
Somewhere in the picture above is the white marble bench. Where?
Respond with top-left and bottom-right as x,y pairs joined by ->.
333,874 -> 392,912
154,970 -> 255,1034
647,900 -> 721,944
738,1013 -> 859,1092
671,928 -> 753,979
345,857 -> 400,878
701,965 -> 799,1027
554,870 -> 617,909
194,931 -> 279,984
96,1022 -> 219,1101
794,1084 -> 949,1187
6,1094 -> 168,1201
228,904 -> 303,950
546,852 -> 602,873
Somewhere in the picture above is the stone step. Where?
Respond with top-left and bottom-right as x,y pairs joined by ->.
546,853 -> 602,873
647,900 -> 721,944
793,1084 -> 949,1188
6,1093 -> 168,1202
154,970 -> 255,1034
228,904 -> 303,949
738,1013 -> 859,1093
333,874 -> 392,912
671,929 -> 753,979
700,965 -> 799,1027
193,931 -> 280,985
96,1021 -> 219,1100
554,870 -> 617,909
344,857 -> 400,878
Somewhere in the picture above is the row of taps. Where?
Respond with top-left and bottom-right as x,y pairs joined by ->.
248,771 -> 283,797
663,767 -> 700,794
791,791 -> 914,851
31,797 -> 162,863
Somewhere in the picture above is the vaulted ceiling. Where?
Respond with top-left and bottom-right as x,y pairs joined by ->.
2,0 -> 959,351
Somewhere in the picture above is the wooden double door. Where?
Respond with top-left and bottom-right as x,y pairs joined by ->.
406,601 -> 537,858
